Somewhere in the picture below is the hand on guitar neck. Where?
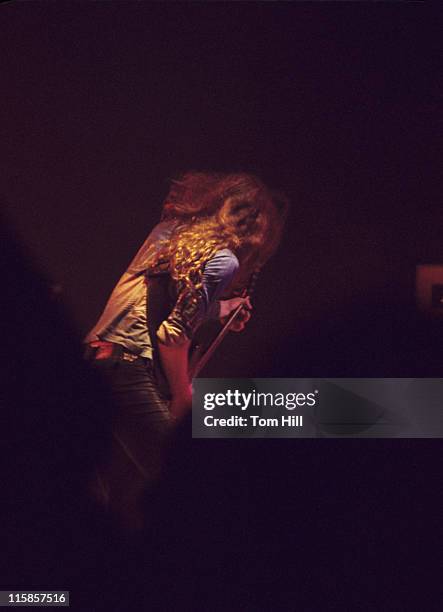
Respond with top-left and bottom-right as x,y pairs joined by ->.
219,295 -> 252,332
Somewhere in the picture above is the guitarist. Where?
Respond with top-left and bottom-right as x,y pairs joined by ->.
84,171 -> 287,528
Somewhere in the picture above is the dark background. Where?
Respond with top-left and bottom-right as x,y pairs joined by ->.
1,3 -> 441,610
2,2 -> 439,377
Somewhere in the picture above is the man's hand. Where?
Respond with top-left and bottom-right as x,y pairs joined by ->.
169,384 -> 192,420
219,295 -> 252,332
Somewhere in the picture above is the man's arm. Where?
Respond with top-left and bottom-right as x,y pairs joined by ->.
155,249 -> 240,419
158,340 -> 192,419
158,295 -> 252,419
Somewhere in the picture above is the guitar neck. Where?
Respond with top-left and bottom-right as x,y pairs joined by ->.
189,269 -> 260,380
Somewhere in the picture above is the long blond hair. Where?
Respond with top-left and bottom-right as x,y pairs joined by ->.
154,171 -> 288,292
